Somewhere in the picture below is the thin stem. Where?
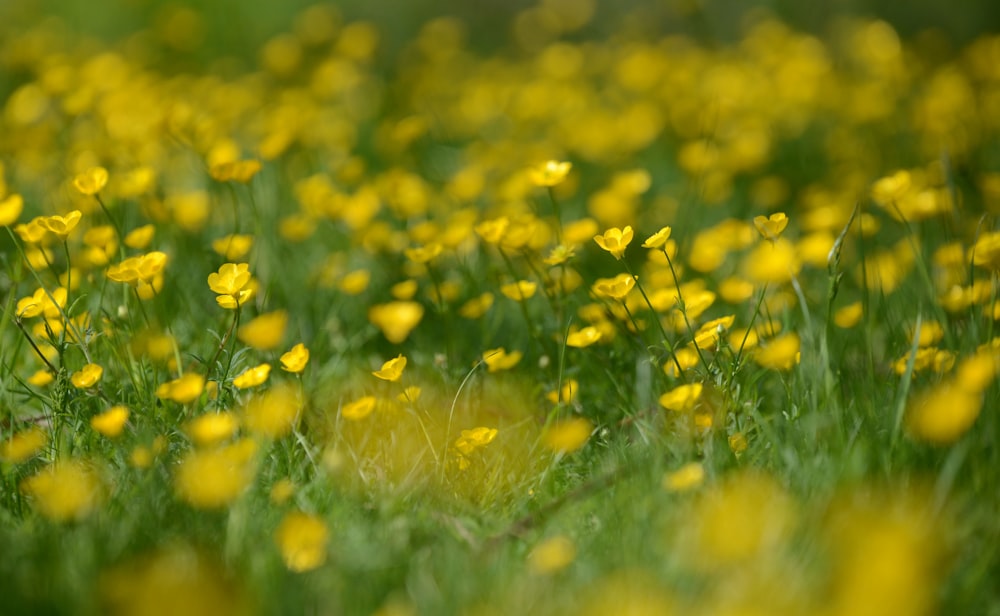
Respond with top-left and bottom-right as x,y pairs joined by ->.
14,319 -> 58,373
205,306 -> 241,379
622,260 -> 685,381
662,248 -> 712,374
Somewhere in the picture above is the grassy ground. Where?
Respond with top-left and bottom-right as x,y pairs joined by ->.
1,1 -> 1000,614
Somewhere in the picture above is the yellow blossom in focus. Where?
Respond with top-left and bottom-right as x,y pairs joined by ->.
1,427 -> 47,463
641,226 -> 672,249
483,347 -> 522,372
91,406 -> 129,438
529,160 -> 572,187
528,535 -> 577,574
22,461 -> 101,522
542,417 -> 592,454
156,373 -> 206,404
593,226 -> 634,260
275,510 -> 329,572
663,462 -> 705,492
72,167 -> 108,196
208,263 -> 254,309
0,193 -> 24,226
373,354 -> 407,381
342,395 -> 377,421
244,384 -> 301,438
38,210 -> 82,239
71,363 -> 104,389
753,212 -> 789,241
280,343 -> 310,373
233,363 -> 272,389
237,310 -> 288,350
174,439 -> 258,509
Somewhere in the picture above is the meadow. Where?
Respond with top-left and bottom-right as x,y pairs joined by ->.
1,0 -> 999,614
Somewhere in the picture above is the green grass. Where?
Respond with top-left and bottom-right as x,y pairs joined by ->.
1,1 -> 1000,614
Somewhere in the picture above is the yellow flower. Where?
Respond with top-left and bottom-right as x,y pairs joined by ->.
270,478 -> 295,504
483,347 -> 522,372
753,333 -> 801,371
106,252 -> 169,286
528,160 -> 572,187
243,384 -> 301,438
906,383 -> 982,445
156,373 -> 206,404
237,310 -> 288,351
728,432 -> 748,455
753,212 -> 789,241
566,326 -> 602,348
373,354 -> 407,381
662,462 -> 705,492
207,263 -> 254,308
27,369 -> 54,387
280,343 -> 310,373
641,226 -> 672,249
15,219 -> 47,243
593,226 -> 633,260
211,234 -> 254,260
871,170 -> 912,205
743,238 -> 801,284
17,287 -> 67,319
275,510 -> 329,572
71,363 -> 104,389
404,242 -> 443,264
233,363 -> 272,389
91,406 -> 130,438
458,293 -> 494,319
38,210 -> 83,239
543,244 -> 575,266
0,193 -> 24,226
174,439 -> 258,509
659,383 -> 703,412
541,417 -> 592,454
72,167 -> 109,196
342,395 -> 377,421
546,379 -> 579,405
22,460 -> 101,522
475,217 -> 510,245
186,412 -> 240,447
209,159 -> 262,183
1,427 -> 47,463
368,301 -> 424,343
123,224 -> 155,249
454,426 -> 498,455
500,280 -> 537,301
528,535 -> 576,574
834,301 -> 864,328
591,273 -> 636,301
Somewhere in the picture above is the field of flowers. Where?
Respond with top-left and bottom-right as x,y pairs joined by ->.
1,0 -> 999,613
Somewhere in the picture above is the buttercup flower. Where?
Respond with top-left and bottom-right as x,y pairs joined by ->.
753,212 -> 789,242
373,354 -> 407,381
642,226 -> 672,249
73,167 -> 109,196
529,160 -> 572,187
208,263 -> 254,309
483,347 -> 522,372
233,363 -> 272,389
593,226 -> 633,260
91,406 -> 130,438
38,210 -> 83,239
275,510 -> 329,572
342,395 -> 377,421
280,343 -> 310,373
0,193 -> 23,226
71,364 -> 104,389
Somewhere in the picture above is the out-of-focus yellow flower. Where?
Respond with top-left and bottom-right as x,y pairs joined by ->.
342,395 -> 377,421
728,432 -> 748,455
404,242 -> 443,264
244,384 -> 301,438
21,460 -> 101,522
27,369 -> 54,387
593,226 -> 633,260
209,159 -> 262,183
71,363 -> 104,389
454,426 -> 497,456
753,333 -> 801,371
483,347 -> 522,372
0,193 -> 24,226
91,406 -> 129,438
528,160 -> 572,187
659,383 -> 703,412
73,167 -> 108,196
174,439 -> 257,509
500,280 -> 537,301
906,382 -> 982,445
211,234 -> 254,260
542,417 -> 592,454
546,379 -> 579,405
1,427 -> 47,463
373,354 -> 407,382
459,292 -> 494,319
156,373 -> 206,404
123,224 -> 155,249
475,217 -> 510,246
834,302 -> 864,328
237,310 -> 288,350
566,326 -> 602,348
275,510 -> 329,572
270,478 -> 295,504
642,226 -> 672,249
38,210 -> 83,239
663,462 -> 705,492
368,301 -> 424,343
591,273 -> 636,301
280,343 -> 310,373
186,412 -> 240,447
528,535 -> 576,574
